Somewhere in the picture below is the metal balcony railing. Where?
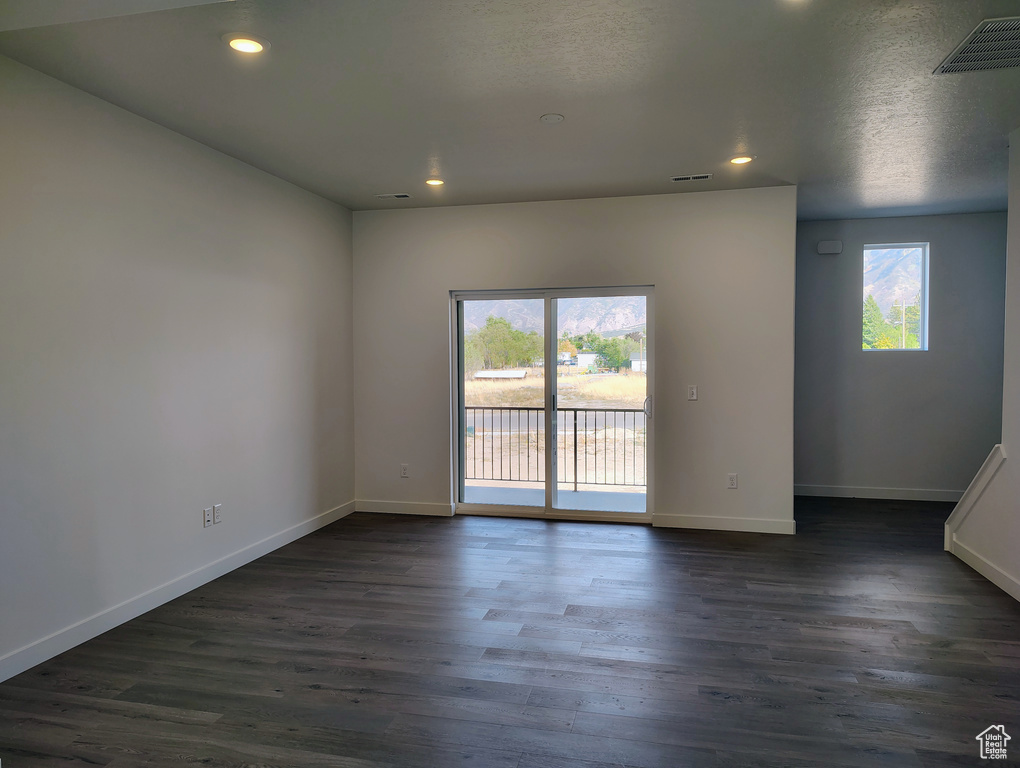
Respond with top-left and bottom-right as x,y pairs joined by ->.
463,407 -> 646,489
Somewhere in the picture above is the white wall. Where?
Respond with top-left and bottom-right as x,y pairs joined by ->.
795,213 -> 1007,501
353,188 -> 797,533
0,56 -> 355,680
947,129 -> 1020,602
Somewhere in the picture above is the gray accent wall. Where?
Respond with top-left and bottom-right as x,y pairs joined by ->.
795,213 -> 1007,500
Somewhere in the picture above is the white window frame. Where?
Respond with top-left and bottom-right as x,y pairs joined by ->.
449,285 -> 654,522
862,242 -> 929,352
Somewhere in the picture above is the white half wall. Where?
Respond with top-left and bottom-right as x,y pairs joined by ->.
947,129 -> 1020,602
0,56 -> 355,680
795,213 -> 1006,501
353,188 -> 797,534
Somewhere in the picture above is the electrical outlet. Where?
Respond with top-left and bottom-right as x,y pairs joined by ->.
203,508 -> 214,527
688,385 -> 698,401
213,504 -> 222,524
727,473 -> 738,489
400,463 -> 409,479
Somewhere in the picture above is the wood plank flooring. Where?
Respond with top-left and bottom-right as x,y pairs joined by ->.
2,497 -> 1019,767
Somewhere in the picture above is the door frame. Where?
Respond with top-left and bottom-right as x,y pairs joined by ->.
450,285 -> 654,523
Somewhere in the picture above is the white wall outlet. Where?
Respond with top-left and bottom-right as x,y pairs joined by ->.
203,507 -> 213,527
688,385 -> 698,401
213,504 -> 222,524
727,473 -> 738,489
400,463 -> 409,479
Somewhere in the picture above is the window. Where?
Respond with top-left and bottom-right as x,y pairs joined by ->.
862,243 -> 928,350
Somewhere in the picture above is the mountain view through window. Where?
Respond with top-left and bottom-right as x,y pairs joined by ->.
863,245 -> 928,350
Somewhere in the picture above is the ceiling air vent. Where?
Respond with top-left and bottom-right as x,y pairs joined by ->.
375,193 -> 413,199
935,17 -> 1020,74
671,173 -> 713,183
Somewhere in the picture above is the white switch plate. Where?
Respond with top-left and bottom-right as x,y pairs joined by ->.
213,504 -> 222,524
688,385 -> 698,401
727,473 -> 738,489
203,508 -> 213,527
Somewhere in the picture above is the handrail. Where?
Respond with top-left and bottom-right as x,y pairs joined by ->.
463,406 -> 644,413
463,406 -> 647,488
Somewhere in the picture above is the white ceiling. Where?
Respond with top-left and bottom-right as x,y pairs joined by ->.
1,0 -> 1019,219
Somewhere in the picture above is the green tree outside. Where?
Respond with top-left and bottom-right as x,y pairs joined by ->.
465,316 -> 542,372
863,294 -> 890,349
466,319 -> 644,374
565,331 -> 640,371
885,294 -> 921,349
864,293 -> 921,350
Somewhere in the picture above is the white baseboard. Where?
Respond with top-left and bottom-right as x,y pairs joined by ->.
0,501 -> 355,684
947,537 -> 1020,603
653,514 -> 796,535
356,499 -> 455,516
795,484 -> 964,503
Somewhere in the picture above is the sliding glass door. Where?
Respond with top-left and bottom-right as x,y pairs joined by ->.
455,287 -> 652,520
552,295 -> 649,513
458,296 -> 547,508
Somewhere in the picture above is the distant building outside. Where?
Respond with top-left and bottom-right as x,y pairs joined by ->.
576,351 -> 598,370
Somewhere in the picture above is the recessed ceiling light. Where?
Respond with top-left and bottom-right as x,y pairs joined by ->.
730,155 -> 754,165
222,34 -> 270,54
425,179 -> 444,186
540,113 -> 565,124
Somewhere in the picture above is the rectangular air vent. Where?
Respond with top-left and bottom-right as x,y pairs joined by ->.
671,173 -> 713,182
935,17 -> 1020,74
375,193 -> 413,199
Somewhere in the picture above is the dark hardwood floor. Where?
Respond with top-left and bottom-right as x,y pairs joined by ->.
2,498 -> 1019,767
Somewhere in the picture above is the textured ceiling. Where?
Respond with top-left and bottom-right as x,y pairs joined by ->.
1,0 -> 1019,219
